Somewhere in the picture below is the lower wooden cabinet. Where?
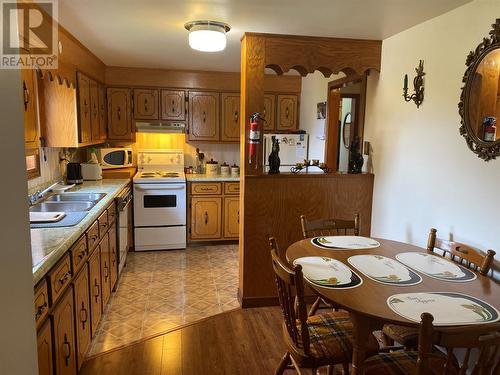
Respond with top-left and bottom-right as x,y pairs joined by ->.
88,249 -> 102,337
52,287 -> 77,375
37,320 -> 53,375
73,264 -> 91,370
100,233 -> 112,308
223,197 -> 240,239
190,197 -> 222,239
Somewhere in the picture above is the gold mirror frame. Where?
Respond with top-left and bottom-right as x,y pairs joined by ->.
459,19 -> 500,161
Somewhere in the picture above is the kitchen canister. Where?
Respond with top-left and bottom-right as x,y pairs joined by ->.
206,159 -> 219,176
220,162 -> 230,177
231,164 -> 240,177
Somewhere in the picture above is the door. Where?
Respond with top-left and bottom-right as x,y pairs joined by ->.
263,94 -> 275,132
190,197 -> 222,239
37,320 -> 54,375
188,91 -> 219,141
90,80 -> 100,141
98,85 -> 107,140
73,264 -> 91,370
134,88 -> 159,120
100,233 -> 111,308
221,93 -> 240,142
276,95 -> 298,131
88,249 -> 102,337
52,288 -> 77,375
108,224 -> 118,290
77,73 -> 92,143
223,197 -> 239,239
107,88 -> 134,141
21,68 -> 39,148
161,90 -> 186,121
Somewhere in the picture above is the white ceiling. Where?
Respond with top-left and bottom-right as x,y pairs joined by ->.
58,0 -> 470,72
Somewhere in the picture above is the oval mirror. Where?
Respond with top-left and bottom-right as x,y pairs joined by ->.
459,19 -> 500,161
342,112 -> 352,149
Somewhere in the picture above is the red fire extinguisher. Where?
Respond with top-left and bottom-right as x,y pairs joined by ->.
249,112 -> 264,166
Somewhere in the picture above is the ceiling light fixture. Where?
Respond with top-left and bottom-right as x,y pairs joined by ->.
184,20 -> 230,52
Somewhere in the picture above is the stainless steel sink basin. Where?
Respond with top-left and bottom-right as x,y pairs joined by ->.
46,193 -> 106,203
30,201 -> 95,212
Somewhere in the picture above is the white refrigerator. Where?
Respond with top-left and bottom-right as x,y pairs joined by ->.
263,133 -> 309,173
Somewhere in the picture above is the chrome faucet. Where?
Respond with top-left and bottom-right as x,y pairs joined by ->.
28,190 -> 43,206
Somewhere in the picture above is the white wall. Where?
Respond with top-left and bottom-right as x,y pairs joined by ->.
364,0 -> 500,269
0,70 -> 38,373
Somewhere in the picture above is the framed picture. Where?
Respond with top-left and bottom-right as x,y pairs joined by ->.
317,102 -> 326,119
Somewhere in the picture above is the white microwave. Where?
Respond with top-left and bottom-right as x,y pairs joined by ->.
97,148 -> 133,169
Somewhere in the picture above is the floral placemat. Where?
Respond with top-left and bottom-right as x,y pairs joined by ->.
293,256 -> 363,289
387,292 -> 499,325
396,252 -> 476,282
347,254 -> 422,286
311,236 -> 381,250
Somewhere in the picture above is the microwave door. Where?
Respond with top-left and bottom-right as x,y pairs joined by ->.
103,150 -> 126,167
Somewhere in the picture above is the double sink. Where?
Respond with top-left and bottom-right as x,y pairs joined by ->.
30,193 -> 107,213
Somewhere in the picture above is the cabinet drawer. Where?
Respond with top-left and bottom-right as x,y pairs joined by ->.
34,279 -> 49,326
98,210 -> 109,237
191,182 -> 222,195
87,221 -> 99,253
48,253 -> 72,304
70,235 -> 88,275
224,182 -> 240,195
107,202 -> 117,224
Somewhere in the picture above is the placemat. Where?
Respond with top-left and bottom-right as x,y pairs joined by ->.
311,236 -> 380,250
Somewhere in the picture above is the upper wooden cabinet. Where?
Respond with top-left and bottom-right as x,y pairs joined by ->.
276,95 -> 298,131
221,93 -> 240,142
98,85 -> 107,140
90,80 -> 100,142
134,88 -> 159,120
263,94 -> 276,132
21,69 -> 39,149
107,87 -> 134,141
188,91 -> 219,141
77,72 -> 92,143
161,90 -> 186,121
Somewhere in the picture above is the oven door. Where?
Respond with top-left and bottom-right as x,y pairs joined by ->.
133,183 -> 186,227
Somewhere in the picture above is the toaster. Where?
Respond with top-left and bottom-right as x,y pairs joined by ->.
81,163 -> 102,180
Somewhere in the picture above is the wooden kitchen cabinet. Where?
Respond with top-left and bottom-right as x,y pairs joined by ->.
90,80 -> 100,141
37,320 -> 54,375
21,68 -> 39,149
263,94 -> 276,132
221,93 -> 240,142
52,288 -> 77,375
190,197 -> 222,239
77,72 -> 92,143
223,197 -> 239,239
108,224 -> 118,291
100,233 -> 112,308
188,91 -> 219,141
161,89 -> 186,121
73,264 -> 91,370
134,88 -> 159,120
107,87 -> 134,141
34,279 -> 49,328
276,94 -> 298,131
98,85 -> 107,140
88,249 -> 102,337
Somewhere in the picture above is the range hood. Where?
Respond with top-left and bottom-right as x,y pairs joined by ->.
136,122 -> 186,134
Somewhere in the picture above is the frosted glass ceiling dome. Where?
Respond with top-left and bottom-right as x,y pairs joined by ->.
184,20 -> 231,52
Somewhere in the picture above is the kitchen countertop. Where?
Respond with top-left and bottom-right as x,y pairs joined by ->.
31,179 -> 130,285
186,174 -> 240,182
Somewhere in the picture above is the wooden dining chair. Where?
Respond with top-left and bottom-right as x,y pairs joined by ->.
382,228 -> 497,350
300,214 -> 360,316
365,312 -> 500,375
269,237 -> 379,375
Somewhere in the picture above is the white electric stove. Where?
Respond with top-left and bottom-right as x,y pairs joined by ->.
133,149 -> 186,251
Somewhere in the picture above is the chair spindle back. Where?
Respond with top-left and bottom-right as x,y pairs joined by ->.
300,213 -> 360,239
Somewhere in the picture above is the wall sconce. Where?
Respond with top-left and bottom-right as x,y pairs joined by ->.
403,60 -> 425,108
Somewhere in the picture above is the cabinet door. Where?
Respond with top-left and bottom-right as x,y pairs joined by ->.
98,85 -> 107,140
73,264 -> 91,370
88,249 -> 102,337
90,80 -> 100,141
52,288 -> 77,375
21,69 -> 39,148
107,88 -> 134,141
108,224 -> 118,291
263,94 -> 275,132
188,91 -> 219,141
37,320 -> 54,375
77,73 -> 92,143
190,197 -> 222,239
221,93 -> 240,142
100,233 -> 111,308
223,197 -> 239,239
134,88 -> 159,120
276,95 -> 298,131
161,90 -> 186,121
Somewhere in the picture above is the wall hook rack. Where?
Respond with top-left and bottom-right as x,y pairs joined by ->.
403,60 -> 425,108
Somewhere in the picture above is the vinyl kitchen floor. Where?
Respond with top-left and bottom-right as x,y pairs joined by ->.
88,243 -> 240,356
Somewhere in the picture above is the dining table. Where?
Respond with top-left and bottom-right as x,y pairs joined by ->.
286,237 -> 500,375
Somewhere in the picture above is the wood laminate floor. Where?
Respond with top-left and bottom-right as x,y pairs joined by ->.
81,306 -> 344,375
